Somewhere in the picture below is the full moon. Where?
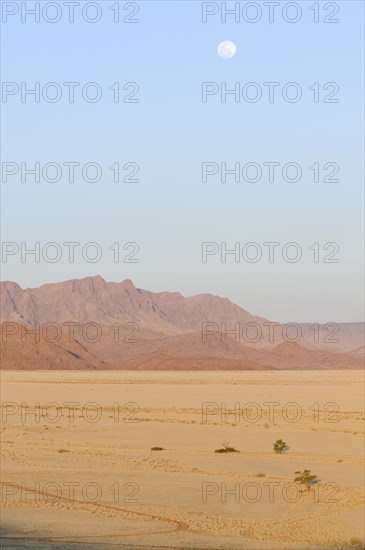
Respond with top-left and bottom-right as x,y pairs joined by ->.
217,40 -> 237,59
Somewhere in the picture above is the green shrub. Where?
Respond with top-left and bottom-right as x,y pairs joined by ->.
294,470 -> 319,491
273,439 -> 288,454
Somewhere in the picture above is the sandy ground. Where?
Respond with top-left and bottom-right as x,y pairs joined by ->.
0,370 -> 364,550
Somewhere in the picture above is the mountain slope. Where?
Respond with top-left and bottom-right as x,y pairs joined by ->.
0,276 -> 265,333
0,324 -> 102,371
0,277 -> 363,370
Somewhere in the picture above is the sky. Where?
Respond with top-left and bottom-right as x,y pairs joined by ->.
1,0 -> 364,323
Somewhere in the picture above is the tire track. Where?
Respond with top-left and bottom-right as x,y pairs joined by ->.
0,480 -> 190,545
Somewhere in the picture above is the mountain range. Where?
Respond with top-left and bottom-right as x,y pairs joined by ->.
1,276 -> 364,370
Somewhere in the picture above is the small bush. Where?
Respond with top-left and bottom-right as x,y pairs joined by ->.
273,439 -> 288,454
57,449 -> 69,453
256,473 -> 266,477
151,446 -> 164,451
215,442 -> 239,454
294,470 -> 319,491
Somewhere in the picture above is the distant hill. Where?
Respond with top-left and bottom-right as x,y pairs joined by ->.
1,277 -> 363,370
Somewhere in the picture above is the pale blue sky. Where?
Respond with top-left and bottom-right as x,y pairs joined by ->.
1,1 -> 364,322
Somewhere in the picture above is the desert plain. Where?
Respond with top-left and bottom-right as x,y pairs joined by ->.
0,370 -> 364,550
